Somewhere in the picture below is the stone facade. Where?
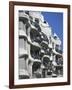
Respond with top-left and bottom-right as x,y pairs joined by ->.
18,11 -> 63,79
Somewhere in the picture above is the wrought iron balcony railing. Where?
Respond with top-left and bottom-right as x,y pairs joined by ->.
55,47 -> 62,54
31,37 -> 42,44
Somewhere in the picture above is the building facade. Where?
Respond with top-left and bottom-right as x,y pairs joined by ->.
18,11 -> 63,79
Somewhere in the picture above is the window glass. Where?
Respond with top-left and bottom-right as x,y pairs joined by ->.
35,18 -> 39,24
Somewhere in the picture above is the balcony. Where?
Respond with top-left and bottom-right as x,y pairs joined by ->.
30,24 -> 41,36
19,69 -> 29,79
40,49 -> 45,54
29,56 -> 41,64
48,43 -> 53,49
42,55 -> 50,66
56,57 -> 63,66
27,36 -> 32,44
41,64 -> 45,69
32,38 -> 41,44
19,69 -> 29,76
19,49 -> 28,58
30,18 -> 41,32
52,48 -> 62,56
32,61 -> 41,77
42,55 -> 50,67
19,12 -> 29,24
31,42 -> 41,48
46,49 -> 52,55
43,55 -> 50,60
40,32 -> 49,41
33,22 -> 41,32
19,30 -> 27,39
30,48 -> 41,62
45,49 -> 53,60
31,53 -> 40,60
30,36 -> 41,48
33,59 -> 41,63
40,40 -> 48,48
30,24 -> 37,30
27,37 -> 41,48
52,60 -> 57,66
55,48 -> 62,54
29,55 -> 34,62
40,20 -> 49,27
52,49 -> 61,56
50,55 -> 53,61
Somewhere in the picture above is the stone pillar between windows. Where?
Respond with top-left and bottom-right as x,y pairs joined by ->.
19,21 -> 23,30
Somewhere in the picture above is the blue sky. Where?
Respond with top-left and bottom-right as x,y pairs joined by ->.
42,12 -> 63,49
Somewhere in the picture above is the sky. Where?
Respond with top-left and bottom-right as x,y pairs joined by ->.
42,12 -> 63,49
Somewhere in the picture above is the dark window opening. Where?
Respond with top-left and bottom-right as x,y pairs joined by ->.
44,21 -> 47,24
35,18 -> 39,24
25,11 -> 29,15
32,62 -> 41,73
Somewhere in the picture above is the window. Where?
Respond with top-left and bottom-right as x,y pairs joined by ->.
35,18 -> 39,24
25,11 -> 29,15
44,21 -> 47,24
